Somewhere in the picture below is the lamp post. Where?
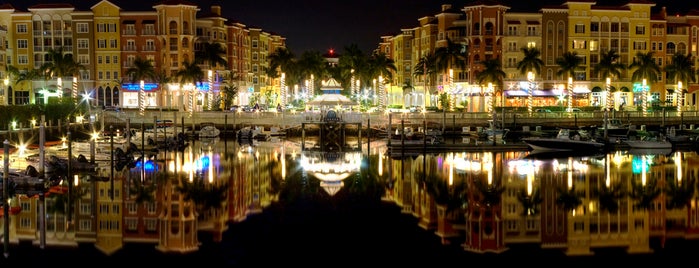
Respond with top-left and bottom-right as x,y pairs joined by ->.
642,79 -> 648,117
378,76 -> 385,109
139,80 -> 145,116
280,73 -> 286,107
57,77 -> 62,99
567,76 -> 573,113
487,82 -> 494,118
605,77 -> 612,111
72,77 -> 78,106
677,81 -> 683,117
208,70 -> 213,110
449,69 -> 455,111
527,71 -> 534,116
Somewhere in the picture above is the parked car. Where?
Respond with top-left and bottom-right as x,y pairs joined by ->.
535,108 -> 552,113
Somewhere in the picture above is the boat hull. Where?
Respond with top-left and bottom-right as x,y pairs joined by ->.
522,137 -> 605,152
624,140 -> 672,149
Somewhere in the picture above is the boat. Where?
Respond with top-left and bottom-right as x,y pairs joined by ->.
525,149 -> 604,160
624,136 -> 672,149
198,122 -> 221,138
522,128 -> 605,152
627,148 -> 673,156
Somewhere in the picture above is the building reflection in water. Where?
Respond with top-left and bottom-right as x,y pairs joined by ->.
3,138 -> 699,257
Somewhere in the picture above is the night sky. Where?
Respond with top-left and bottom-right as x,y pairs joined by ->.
7,0 -> 697,55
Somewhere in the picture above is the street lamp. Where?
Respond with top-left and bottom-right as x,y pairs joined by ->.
57,77 -> 62,99
72,77 -> 78,106
139,80 -> 145,116
527,71 -> 534,116
605,77 -> 612,111
642,79 -> 648,117
567,76 -> 573,113
677,81 -> 683,117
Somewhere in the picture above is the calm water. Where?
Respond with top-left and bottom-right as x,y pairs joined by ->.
2,136 -> 699,266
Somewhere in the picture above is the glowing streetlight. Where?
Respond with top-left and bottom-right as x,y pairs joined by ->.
527,72 -> 534,116
72,77 -> 78,106
677,81 -> 683,116
567,76 -> 573,114
56,77 -> 62,97
139,80 -> 145,116
642,79 -> 648,117
208,70 -> 213,110
605,77 -> 612,110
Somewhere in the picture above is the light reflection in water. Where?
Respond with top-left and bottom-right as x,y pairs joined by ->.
61,139 -> 699,256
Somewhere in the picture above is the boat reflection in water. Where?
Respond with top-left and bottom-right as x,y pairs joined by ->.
4,138 -> 699,265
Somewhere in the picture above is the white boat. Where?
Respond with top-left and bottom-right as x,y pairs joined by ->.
198,122 -> 221,138
522,128 -> 605,152
624,136 -> 672,149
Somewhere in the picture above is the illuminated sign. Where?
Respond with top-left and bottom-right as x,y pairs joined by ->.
123,83 -> 159,91
123,82 -> 211,91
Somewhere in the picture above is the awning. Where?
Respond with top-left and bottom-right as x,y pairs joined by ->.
507,20 -> 521,24
526,20 -> 540,25
122,20 -> 135,24
504,90 -> 558,97
621,86 -> 630,92
591,86 -> 603,92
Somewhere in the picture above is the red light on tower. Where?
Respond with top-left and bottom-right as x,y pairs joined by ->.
329,49 -> 334,55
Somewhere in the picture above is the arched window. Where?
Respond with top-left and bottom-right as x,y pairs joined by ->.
182,38 -> 189,49
666,42 -> 676,54
169,21 -> 177,34
485,22 -> 494,35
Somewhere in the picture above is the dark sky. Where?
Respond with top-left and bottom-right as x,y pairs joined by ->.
7,0 -> 696,55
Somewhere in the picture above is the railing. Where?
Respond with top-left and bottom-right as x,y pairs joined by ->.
97,109 -> 699,135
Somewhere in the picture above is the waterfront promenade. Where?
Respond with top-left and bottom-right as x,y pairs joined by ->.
101,108 -> 699,136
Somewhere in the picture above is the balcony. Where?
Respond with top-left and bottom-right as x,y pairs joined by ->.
123,45 -> 137,51
123,29 -> 136,35
142,45 -> 156,51
142,29 -> 156,35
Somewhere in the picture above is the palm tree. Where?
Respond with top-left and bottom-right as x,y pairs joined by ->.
413,53 -> 438,106
665,52 -> 696,103
297,50 -> 327,100
630,178 -> 661,210
629,51 -> 662,110
175,177 -> 229,212
475,58 -> 506,112
664,177 -> 696,210
517,47 -> 544,114
517,188 -> 542,216
593,49 -> 626,109
367,52 -> 397,82
434,38 -> 467,87
6,65 -> 43,92
516,47 -> 544,77
40,47 -> 85,79
219,71 -> 240,110
267,47 -> 296,80
473,178 -> 504,208
556,186 -> 583,212
194,41 -> 228,69
338,43 -> 367,90
629,51 -> 662,84
556,51 -> 584,110
594,49 -> 626,81
592,181 -> 625,214
175,60 -> 205,85
124,57 -> 156,84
